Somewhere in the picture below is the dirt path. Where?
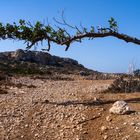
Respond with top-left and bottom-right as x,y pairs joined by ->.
81,92 -> 140,140
0,76 -> 140,140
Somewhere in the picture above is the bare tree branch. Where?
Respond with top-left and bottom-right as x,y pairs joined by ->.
59,31 -> 140,51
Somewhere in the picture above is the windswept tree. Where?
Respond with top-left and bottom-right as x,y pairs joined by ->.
0,15 -> 140,51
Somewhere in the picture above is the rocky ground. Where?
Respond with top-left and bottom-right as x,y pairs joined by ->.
0,50 -> 140,140
0,75 -> 140,140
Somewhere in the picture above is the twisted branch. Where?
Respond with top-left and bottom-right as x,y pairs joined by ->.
0,17 -> 140,51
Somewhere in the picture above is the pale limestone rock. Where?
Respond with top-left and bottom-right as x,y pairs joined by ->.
101,126 -> 108,132
109,101 -> 131,115
103,135 -> 108,140
106,116 -> 112,122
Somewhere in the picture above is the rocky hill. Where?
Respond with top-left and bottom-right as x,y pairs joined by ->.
0,49 -> 124,81
0,49 -> 94,75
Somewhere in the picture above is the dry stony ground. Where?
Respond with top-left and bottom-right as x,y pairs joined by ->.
0,75 -> 140,140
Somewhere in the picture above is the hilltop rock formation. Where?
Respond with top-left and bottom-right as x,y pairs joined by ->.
0,49 -> 98,76
1,49 -> 79,66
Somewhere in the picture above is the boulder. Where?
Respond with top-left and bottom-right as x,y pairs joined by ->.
109,101 -> 131,115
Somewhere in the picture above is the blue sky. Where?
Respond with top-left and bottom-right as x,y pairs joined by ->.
0,0 -> 140,73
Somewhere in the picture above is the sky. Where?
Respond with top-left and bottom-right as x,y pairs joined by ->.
0,0 -> 140,73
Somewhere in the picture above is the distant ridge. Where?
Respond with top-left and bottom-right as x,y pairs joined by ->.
0,49 -> 100,76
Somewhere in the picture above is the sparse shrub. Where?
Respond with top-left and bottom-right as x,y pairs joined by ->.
134,69 -> 140,77
103,76 -> 140,93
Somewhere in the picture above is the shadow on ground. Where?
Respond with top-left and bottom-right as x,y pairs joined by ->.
44,97 -> 140,107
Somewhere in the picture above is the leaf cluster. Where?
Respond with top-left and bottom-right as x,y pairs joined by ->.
0,20 -> 71,49
0,17 -> 124,51
108,17 -> 118,32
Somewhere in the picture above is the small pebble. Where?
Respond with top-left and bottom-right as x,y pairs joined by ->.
101,126 -> 108,131
103,135 -> 108,140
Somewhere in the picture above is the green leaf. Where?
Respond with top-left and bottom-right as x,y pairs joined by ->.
90,26 -> 95,33
19,19 -> 25,25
